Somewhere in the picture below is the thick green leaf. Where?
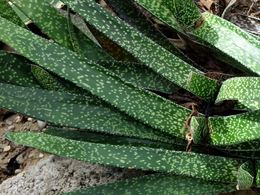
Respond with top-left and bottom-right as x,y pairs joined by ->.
0,51 -> 39,87
63,174 -> 235,195
88,25 -> 138,62
0,82 -> 94,105
220,150 -> 260,160
217,140 -> 260,153
6,131 -> 248,184
136,0 -> 260,75
31,65 -> 89,94
135,0 -> 183,33
236,163 -> 254,190
0,83 -> 174,143
216,77 -> 260,111
192,12 -> 260,75
213,140 -> 260,159
0,0 -> 24,27
191,110 -> 260,146
8,1 -> 30,24
44,128 -> 182,150
31,65 -> 71,91
69,13 -> 101,46
209,110 -> 260,146
98,60 -> 177,93
61,0 -> 219,100
11,0 -> 110,60
171,0 -> 201,30
104,0 -> 195,65
252,33 -> 260,43
256,162 -> 260,187
0,16 -> 196,138
12,0 -> 179,93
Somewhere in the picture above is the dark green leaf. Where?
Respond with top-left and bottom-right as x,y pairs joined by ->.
44,128 -> 181,150
0,51 -> 39,87
6,131 -> 247,184
104,0 -> 195,65
61,0 -> 219,100
0,83 -> 174,143
216,77 -> 260,111
191,110 -> 260,146
0,16 -> 194,138
0,0 -> 25,27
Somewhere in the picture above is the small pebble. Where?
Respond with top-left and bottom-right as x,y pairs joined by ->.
5,114 -> 21,125
27,117 -> 33,122
28,152 -> 35,158
3,145 -> 11,152
5,119 -> 13,125
15,169 -> 22,174
39,153 -> 44,158
16,153 -> 26,164
37,120 -> 47,130
14,115 -> 22,123
7,125 -> 15,131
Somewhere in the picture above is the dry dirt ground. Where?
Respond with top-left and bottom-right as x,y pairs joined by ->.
0,110 -> 48,184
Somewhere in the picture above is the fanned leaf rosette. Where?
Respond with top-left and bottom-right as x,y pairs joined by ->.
0,0 -> 259,194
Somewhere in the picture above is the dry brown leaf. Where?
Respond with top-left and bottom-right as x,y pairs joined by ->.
199,0 -> 216,11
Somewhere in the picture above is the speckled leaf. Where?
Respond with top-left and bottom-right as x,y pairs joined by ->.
31,65 -> 89,94
12,0 -> 180,93
137,0 -> 260,75
0,51 -> 39,87
31,65 -> 71,92
216,140 -> 260,154
191,110 -> 260,146
98,60 -> 177,93
0,83 -> 174,143
192,12 -> 260,76
61,0 -> 219,100
0,82 -> 92,105
171,0 -> 202,30
104,0 -> 195,65
230,151 -> 260,160
6,131 -> 247,184
252,33 -> 260,43
216,77 -> 260,111
211,150 -> 259,161
0,16 -> 197,138
44,128 -> 183,150
135,0 -> 183,33
236,163 -> 254,190
10,0 -> 110,60
255,162 -> 260,187
69,13 -> 100,46
0,0 -> 24,27
88,26 -> 138,62
8,1 -> 30,24
64,174 -> 235,195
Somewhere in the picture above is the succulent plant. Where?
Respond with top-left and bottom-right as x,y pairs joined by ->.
0,0 -> 259,194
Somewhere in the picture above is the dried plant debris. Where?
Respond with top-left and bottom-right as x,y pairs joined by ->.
222,0 -> 260,35
0,112 -> 47,183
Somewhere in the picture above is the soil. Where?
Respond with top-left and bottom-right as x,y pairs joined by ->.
0,111 -> 48,184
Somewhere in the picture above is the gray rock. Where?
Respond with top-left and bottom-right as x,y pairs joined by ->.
0,156 -> 142,195
37,121 -> 47,130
